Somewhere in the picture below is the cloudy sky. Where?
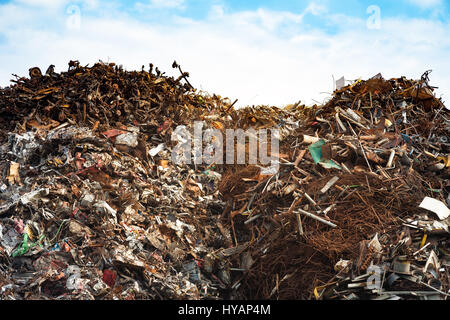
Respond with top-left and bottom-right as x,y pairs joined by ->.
0,0 -> 449,107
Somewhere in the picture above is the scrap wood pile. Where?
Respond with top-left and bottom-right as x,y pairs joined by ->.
0,62 -> 449,300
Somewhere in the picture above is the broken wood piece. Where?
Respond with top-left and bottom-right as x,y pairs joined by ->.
339,111 -> 368,129
296,212 -> 304,236
322,204 -> 336,215
294,149 -> 307,167
387,149 -> 395,168
304,192 -> 318,207
7,162 -> 21,185
320,176 -> 339,194
244,214 -> 261,225
335,113 -> 347,132
287,196 -> 302,215
360,135 -> 378,141
302,135 -> 321,144
296,208 -> 337,228
358,140 -> 373,173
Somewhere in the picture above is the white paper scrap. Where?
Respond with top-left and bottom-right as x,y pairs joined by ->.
149,143 -> 165,157
419,197 -> 450,220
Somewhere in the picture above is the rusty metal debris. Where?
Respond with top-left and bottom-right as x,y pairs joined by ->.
0,62 -> 448,300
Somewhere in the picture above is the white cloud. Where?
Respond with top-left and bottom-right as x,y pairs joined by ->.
304,2 -> 327,16
209,5 -> 225,19
407,0 -> 443,9
149,0 -> 185,9
15,0 -> 67,7
212,3 -> 326,32
0,1 -> 449,108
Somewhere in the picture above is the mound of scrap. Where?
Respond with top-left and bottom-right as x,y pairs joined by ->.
0,62 -> 449,300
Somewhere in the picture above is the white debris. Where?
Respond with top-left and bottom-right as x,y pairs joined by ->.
419,197 -> 450,220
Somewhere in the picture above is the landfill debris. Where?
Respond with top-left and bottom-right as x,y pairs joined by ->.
0,62 -> 448,300
419,197 -> 450,220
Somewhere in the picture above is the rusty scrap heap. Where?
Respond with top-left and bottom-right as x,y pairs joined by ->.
0,62 -> 449,300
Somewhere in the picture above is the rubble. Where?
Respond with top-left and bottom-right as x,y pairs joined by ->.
0,61 -> 448,300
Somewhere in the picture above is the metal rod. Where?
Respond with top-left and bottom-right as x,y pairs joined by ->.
296,209 -> 337,228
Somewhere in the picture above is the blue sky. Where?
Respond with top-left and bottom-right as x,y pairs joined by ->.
0,0 -> 449,106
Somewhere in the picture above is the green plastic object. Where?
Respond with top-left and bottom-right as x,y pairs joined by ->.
308,140 -> 341,170
12,233 -> 45,257
12,234 -> 29,257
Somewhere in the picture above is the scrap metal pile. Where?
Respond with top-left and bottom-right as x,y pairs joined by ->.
0,61 -> 449,300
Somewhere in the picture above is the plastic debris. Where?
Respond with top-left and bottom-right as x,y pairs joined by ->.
419,197 -> 450,220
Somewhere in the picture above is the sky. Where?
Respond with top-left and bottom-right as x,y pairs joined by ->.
0,0 -> 449,107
